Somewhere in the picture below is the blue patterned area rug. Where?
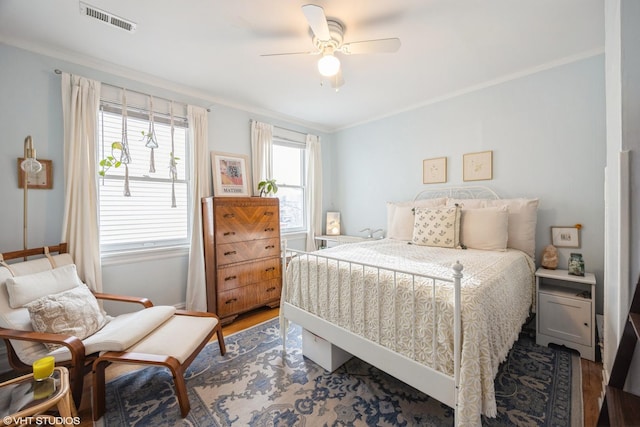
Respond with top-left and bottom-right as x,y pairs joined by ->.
102,318 -> 582,426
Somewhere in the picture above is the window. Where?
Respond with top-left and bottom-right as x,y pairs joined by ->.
97,102 -> 190,253
272,139 -> 305,233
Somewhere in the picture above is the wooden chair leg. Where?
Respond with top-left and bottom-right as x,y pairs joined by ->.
170,367 -> 191,417
92,359 -> 109,421
68,365 -> 85,409
217,327 -> 226,355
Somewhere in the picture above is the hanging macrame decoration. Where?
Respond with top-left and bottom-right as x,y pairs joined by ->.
143,95 -> 158,173
121,89 -> 132,196
169,102 -> 178,208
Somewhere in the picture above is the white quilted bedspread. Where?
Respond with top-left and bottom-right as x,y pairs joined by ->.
284,239 -> 535,427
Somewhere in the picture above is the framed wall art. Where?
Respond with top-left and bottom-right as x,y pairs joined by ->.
211,151 -> 251,197
17,158 -> 53,189
463,150 -> 493,181
550,226 -> 581,248
422,157 -> 447,184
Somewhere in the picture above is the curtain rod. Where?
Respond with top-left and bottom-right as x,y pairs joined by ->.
273,124 -> 306,136
54,69 -> 210,112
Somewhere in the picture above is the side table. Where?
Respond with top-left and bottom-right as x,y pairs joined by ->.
0,366 -> 77,426
535,267 -> 596,361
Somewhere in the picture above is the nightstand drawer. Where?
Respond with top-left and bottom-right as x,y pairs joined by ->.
538,292 -> 591,346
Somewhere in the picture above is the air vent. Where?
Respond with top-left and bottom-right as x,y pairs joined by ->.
79,2 -> 137,33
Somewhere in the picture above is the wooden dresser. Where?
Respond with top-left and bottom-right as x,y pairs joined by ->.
202,196 -> 282,324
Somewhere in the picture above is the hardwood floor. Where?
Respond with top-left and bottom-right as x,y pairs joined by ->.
74,306 -> 602,426
582,357 -> 604,427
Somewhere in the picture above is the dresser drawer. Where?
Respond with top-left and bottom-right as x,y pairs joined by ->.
257,279 -> 281,304
216,238 -> 280,266
216,279 -> 281,317
215,205 -> 278,225
217,258 -> 281,292
538,292 -> 591,346
217,286 -> 258,317
215,221 -> 279,244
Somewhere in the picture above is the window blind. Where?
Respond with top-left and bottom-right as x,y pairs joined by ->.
98,102 -> 190,252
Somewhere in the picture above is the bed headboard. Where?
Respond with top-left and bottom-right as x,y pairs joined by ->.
413,186 -> 500,201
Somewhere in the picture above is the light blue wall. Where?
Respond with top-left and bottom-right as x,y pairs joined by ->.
329,55 -> 606,313
0,43 -> 606,315
0,43 -> 332,310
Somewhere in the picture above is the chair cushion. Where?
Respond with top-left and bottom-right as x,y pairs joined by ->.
5,264 -> 83,308
25,285 -> 109,352
0,254 -> 77,363
48,305 -> 177,360
125,314 -> 218,364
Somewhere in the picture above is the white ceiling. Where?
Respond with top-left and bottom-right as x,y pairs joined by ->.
0,0 -> 604,132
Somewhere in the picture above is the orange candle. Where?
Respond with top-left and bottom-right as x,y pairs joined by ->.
32,356 -> 55,381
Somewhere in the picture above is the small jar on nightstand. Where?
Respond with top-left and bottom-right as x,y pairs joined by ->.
535,267 -> 596,361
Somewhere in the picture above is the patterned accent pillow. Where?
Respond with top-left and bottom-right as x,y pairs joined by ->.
25,285 -> 109,351
386,198 -> 448,240
412,206 -> 461,248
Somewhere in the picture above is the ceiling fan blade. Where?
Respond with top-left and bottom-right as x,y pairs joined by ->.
302,4 -> 331,41
340,38 -> 401,55
261,51 -> 316,57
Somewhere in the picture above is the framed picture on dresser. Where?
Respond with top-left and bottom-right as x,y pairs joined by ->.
211,151 -> 251,196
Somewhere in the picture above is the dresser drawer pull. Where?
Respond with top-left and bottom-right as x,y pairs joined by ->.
224,275 -> 237,281
224,250 -> 237,256
223,231 -> 236,236
263,212 -> 274,216
266,286 -> 277,292
265,245 -> 275,250
265,267 -> 276,272
264,227 -> 275,232
225,298 -> 238,304
223,213 -> 235,218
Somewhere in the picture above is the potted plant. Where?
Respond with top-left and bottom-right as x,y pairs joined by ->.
258,179 -> 278,197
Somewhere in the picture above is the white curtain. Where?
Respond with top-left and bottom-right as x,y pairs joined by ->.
305,134 -> 323,251
60,73 -> 102,291
185,106 -> 210,311
250,120 -> 273,195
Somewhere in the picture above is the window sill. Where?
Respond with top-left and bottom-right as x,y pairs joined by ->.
101,245 -> 189,266
282,231 -> 307,240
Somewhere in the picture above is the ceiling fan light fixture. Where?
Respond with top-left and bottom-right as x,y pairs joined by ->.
318,53 -> 340,77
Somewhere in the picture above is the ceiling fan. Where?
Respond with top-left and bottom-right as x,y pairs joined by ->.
261,4 -> 401,89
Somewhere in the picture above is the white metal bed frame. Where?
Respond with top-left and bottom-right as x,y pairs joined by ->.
280,186 -> 500,426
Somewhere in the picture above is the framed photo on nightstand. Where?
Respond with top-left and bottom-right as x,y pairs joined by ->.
550,226 -> 581,248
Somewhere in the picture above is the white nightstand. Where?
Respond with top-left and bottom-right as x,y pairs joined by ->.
535,267 -> 596,361
314,235 -> 367,249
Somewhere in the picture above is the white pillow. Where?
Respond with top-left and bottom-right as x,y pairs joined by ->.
446,197 -> 539,257
25,285 -> 109,352
446,198 -> 489,209
460,207 -> 509,251
486,198 -> 539,258
412,205 -> 461,248
5,264 -> 83,308
386,198 -> 447,240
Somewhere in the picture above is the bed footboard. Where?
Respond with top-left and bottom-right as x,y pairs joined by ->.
280,245 -> 463,423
